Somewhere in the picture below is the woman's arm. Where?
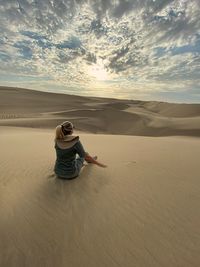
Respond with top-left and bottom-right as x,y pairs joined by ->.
85,153 -> 107,168
75,141 -> 107,168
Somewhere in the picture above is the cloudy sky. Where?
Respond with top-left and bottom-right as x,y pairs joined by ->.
0,0 -> 200,102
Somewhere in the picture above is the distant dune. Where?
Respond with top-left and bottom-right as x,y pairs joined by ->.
0,86 -> 200,136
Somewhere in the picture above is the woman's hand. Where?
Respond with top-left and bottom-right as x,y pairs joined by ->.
85,154 -> 107,168
96,162 -> 107,168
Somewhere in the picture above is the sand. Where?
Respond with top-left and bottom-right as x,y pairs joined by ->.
1,86 -> 200,136
0,87 -> 200,267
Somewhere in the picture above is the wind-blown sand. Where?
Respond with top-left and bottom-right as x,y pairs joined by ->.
1,87 -> 200,267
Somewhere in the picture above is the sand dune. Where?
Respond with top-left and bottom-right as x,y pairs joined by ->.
0,126 -> 200,267
143,101 -> 200,117
0,86 -> 200,136
1,87 -> 200,267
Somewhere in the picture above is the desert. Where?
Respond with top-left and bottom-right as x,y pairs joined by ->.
0,87 -> 200,267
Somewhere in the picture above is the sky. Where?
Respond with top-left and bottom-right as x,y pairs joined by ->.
0,0 -> 200,103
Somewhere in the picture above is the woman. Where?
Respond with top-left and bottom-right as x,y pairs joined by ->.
54,121 -> 107,179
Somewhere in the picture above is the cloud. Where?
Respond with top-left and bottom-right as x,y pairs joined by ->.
0,0 -> 200,101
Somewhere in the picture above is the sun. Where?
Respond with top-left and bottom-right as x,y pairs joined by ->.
88,60 -> 109,81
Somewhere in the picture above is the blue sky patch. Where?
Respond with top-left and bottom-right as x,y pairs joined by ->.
0,52 -> 11,62
14,41 -> 33,59
20,31 -> 53,49
56,36 -> 82,50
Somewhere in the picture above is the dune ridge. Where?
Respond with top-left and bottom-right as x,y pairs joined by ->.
0,86 -> 200,136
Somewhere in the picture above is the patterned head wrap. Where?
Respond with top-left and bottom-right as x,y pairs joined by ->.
61,121 -> 74,135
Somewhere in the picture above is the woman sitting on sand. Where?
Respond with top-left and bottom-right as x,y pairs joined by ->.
54,121 -> 106,179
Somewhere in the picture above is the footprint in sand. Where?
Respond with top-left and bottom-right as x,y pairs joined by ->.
125,161 -> 137,165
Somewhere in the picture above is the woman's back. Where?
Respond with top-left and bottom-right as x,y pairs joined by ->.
54,138 -> 86,179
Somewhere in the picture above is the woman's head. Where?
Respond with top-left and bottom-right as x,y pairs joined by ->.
55,121 -> 74,140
